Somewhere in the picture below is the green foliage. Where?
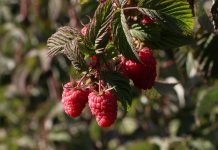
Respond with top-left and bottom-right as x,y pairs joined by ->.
47,26 -> 87,71
2,0 -> 218,150
130,23 -> 161,43
195,33 -> 218,77
196,85 -> 218,121
101,71 -> 133,111
138,0 -> 194,32
133,0 -> 194,49
85,0 -> 113,51
123,140 -> 160,150
47,26 -> 79,56
112,10 -> 140,61
64,39 -> 88,72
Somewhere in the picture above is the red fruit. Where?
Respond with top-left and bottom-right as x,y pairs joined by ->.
88,91 -> 117,127
120,47 -> 157,90
141,15 -> 154,25
62,82 -> 89,118
120,56 -> 142,80
88,56 -> 97,67
81,26 -> 87,36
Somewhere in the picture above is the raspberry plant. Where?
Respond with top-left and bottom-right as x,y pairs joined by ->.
47,0 -> 193,127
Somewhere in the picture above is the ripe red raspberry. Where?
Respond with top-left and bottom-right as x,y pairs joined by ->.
120,47 -> 157,90
81,26 -> 87,36
120,56 -> 142,80
141,15 -> 154,25
62,82 -> 89,118
88,91 -> 117,127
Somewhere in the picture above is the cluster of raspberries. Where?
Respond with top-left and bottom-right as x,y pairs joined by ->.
61,15 -> 156,127
62,83 -> 117,127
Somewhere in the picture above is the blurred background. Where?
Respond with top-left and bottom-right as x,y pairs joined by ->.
0,0 -> 218,149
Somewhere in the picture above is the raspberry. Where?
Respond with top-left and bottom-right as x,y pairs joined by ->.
88,91 -> 117,127
120,47 -> 156,90
120,56 -> 142,80
61,82 -> 89,118
141,15 -> 154,25
81,26 -> 87,36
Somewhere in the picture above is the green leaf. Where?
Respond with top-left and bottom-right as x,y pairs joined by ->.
101,71 -> 133,111
64,39 -> 88,72
196,85 -> 218,120
123,140 -> 160,150
133,0 -> 194,49
195,33 -> 218,78
47,26 -> 78,56
112,10 -> 140,62
47,26 -> 87,71
104,42 -> 119,59
137,0 -> 193,28
85,0 -> 113,51
130,23 -> 161,44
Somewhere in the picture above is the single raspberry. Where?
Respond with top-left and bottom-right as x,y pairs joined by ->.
120,47 -> 157,90
140,15 -> 154,25
120,56 -> 142,80
88,91 -> 117,127
61,82 -> 89,118
81,26 -> 87,36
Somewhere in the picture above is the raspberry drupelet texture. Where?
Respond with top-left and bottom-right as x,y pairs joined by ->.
120,47 -> 157,90
88,91 -> 117,127
62,82 -> 89,118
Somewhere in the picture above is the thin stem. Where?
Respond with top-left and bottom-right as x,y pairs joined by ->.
96,54 -> 102,93
104,86 -> 115,92
123,7 -> 139,11
77,73 -> 88,87
98,79 -> 101,93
